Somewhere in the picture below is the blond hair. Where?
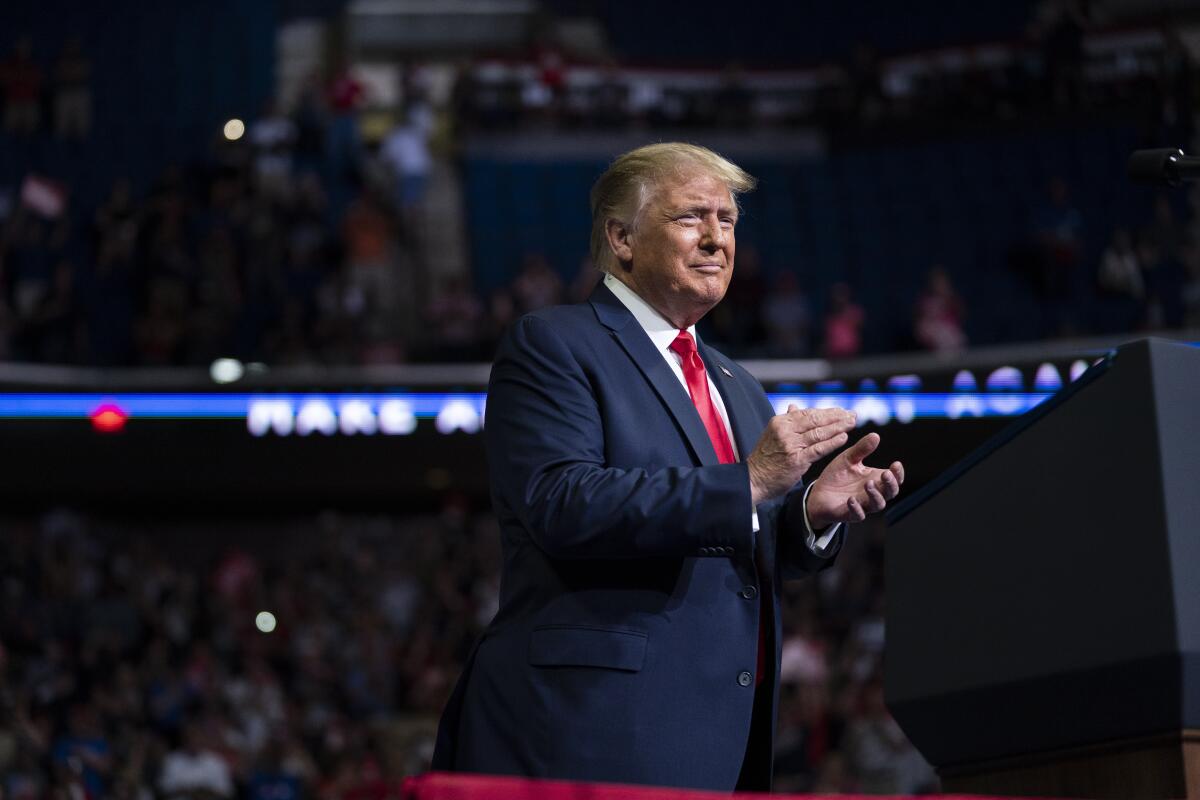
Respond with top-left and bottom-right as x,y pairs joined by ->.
589,142 -> 757,273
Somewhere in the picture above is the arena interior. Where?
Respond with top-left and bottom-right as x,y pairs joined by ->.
1,1 -> 1199,797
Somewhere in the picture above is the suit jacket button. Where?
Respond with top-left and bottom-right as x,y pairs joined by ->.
699,547 -> 710,556
740,586 -> 758,600
723,546 -> 734,555
737,671 -> 753,687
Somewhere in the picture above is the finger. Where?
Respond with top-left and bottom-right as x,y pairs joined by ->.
879,469 -> 900,500
846,496 -> 866,522
787,404 -> 799,414
804,431 -> 848,460
844,432 -> 881,465
864,479 -> 886,512
798,419 -> 856,447
890,461 -> 905,484
789,407 -> 855,433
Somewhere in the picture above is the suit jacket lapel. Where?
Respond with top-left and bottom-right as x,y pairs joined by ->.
590,283 -> 719,466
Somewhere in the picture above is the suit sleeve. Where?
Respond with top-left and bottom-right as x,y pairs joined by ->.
485,314 -> 755,560
772,486 -> 844,581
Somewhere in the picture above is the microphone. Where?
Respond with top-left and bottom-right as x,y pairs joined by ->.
1127,148 -> 1200,186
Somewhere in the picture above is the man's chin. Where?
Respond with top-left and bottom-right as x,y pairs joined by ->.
684,288 -> 727,320
691,278 -> 730,304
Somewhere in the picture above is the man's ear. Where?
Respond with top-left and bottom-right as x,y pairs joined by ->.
605,218 -> 634,266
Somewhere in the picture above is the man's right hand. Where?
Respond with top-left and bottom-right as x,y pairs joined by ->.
746,405 -> 857,505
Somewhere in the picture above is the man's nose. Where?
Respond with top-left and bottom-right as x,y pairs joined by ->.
699,219 -> 726,251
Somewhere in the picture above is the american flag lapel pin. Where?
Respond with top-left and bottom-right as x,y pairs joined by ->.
719,364 -> 733,378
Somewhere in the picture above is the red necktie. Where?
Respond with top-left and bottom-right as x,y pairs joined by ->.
669,331 -> 736,465
669,331 -> 767,687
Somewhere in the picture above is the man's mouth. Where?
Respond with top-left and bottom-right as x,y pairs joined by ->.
690,263 -> 723,274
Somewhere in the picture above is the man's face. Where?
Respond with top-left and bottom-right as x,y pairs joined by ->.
614,172 -> 737,328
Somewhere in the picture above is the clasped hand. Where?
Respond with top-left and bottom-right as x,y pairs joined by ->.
746,405 -> 904,528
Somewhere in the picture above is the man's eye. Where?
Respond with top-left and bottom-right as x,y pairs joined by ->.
721,218 -> 735,227
678,214 -> 699,223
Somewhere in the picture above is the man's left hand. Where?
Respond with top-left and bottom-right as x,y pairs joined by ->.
806,432 -> 904,529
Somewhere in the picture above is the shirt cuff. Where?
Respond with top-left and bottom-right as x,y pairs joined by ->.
802,482 -> 840,553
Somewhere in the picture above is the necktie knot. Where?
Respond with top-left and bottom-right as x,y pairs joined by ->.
669,330 -> 697,357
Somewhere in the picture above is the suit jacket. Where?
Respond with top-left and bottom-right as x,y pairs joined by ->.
432,282 -> 843,790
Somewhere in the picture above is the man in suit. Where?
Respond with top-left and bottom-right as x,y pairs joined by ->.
432,143 -> 904,791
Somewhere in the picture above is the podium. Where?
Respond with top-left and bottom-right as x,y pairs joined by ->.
884,338 -> 1200,798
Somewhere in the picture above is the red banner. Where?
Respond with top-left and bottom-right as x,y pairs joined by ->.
402,772 -> 1007,800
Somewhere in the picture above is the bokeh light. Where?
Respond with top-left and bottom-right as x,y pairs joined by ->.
223,118 -> 245,140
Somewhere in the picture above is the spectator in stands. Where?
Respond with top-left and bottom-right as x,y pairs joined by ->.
327,61 -> 365,216
1098,227 -> 1143,299
159,721 -> 235,800
1,36 -> 43,137
510,252 -> 562,312
762,270 -> 813,357
328,62 -> 365,146
51,702 -> 112,797
291,74 -> 329,174
134,276 -> 188,365
248,101 -> 298,201
1141,194 -> 1183,263
0,268 -> 13,361
1160,30 -> 1196,142
482,286 -> 517,344
93,178 -> 139,246
1139,238 -> 1188,331
591,62 -> 629,130
426,275 -> 483,359
823,282 -> 865,359
714,63 -> 754,128
1034,0 -> 1089,108
845,680 -> 936,793
773,680 -> 842,792
380,94 -> 435,216
187,226 -> 241,362
1026,176 -> 1084,335
1096,227 -> 1143,332
14,258 -> 81,363
246,738 -> 304,800
712,245 -> 766,348
5,213 -> 54,328
52,37 -> 91,140
566,256 -> 601,304
844,43 -> 886,123
913,266 -> 967,354
1031,176 -> 1083,296
341,191 -> 398,333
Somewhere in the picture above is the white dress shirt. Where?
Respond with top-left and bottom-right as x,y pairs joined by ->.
603,274 -> 839,553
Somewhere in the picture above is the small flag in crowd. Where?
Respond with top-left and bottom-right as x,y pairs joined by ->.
20,174 -> 67,219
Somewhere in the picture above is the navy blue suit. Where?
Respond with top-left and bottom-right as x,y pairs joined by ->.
432,282 -> 842,790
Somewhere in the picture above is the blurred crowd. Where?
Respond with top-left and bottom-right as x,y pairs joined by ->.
451,3 -> 1191,140
1,34 -> 92,142
0,502 -> 929,798
2,10 -> 1199,367
4,159 -> 1198,367
0,132 -> 433,367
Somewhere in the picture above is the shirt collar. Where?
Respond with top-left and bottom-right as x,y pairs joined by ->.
603,273 -> 696,354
